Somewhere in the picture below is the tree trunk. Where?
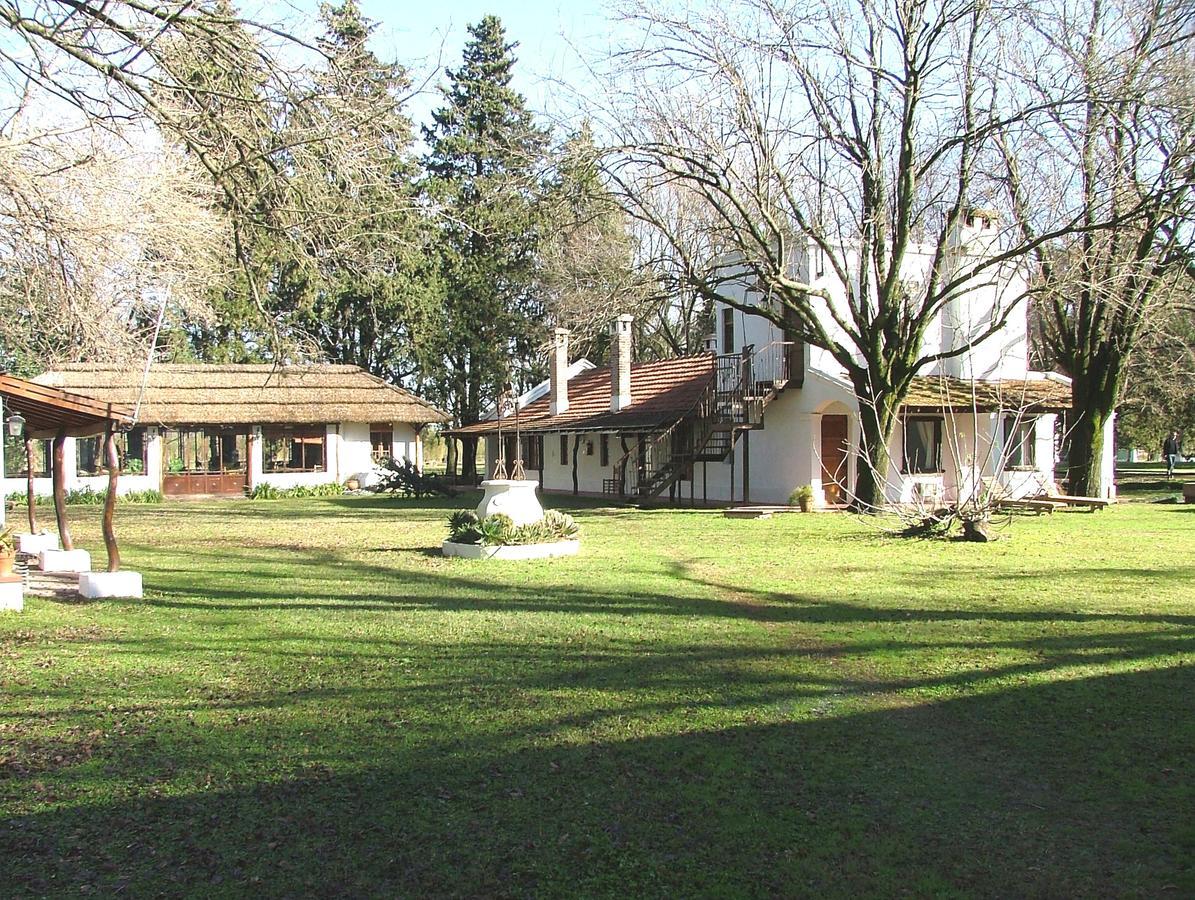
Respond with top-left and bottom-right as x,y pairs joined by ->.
52,429 -> 73,551
103,428 -> 121,573
25,436 -> 37,534
446,437 -> 457,478
1066,400 -> 1114,498
461,435 -> 478,480
1066,362 -> 1120,498
850,379 -> 900,511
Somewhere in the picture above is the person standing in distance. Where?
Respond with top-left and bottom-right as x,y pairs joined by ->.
1163,430 -> 1182,480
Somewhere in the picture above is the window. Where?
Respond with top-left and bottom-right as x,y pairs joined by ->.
722,307 -> 735,354
1004,416 -> 1037,468
263,426 -> 326,473
903,417 -> 943,474
3,435 -> 51,477
815,247 -> 825,277
370,423 -> 391,463
74,428 -> 148,476
560,434 -> 569,466
523,435 -> 542,470
164,428 -> 248,474
600,433 -> 609,467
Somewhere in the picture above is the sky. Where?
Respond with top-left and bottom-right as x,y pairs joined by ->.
276,0 -> 618,129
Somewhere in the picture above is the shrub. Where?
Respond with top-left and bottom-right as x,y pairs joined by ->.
369,457 -> 454,497
64,487 -> 105,505
249,483 -> 280,500
542,510 -> 579,540
248,482 -> 343,500
789,485 -> 814,509
447,510 -> 480,543
118,489 -> 163,504
445,509 -> 580,546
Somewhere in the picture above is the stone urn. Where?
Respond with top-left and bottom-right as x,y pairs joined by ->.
475,479 -> 545,526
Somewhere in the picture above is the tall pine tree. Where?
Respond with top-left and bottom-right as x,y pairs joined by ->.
422,16 -> 548,477
290,0 -> 434,382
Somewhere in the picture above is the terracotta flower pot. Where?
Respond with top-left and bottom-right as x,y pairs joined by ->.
0,550 -> 15,578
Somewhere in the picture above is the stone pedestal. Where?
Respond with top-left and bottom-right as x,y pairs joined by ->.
0,575 -> 23,611
442,540 -> 579,560
79,571 -> 143,599
40,549 -> 91,573
475,479 -> 545,526
17,532 -> 59,555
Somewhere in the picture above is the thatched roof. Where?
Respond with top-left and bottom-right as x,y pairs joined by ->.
33,364 -> 449,427
902,376 -> 1071,412
451,355 -> 716,436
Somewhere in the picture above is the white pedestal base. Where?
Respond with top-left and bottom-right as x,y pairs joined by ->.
442,539 -> 580,560
78,570 -> 143,599
17,532 -> 59,554
39,549 -> 92,573
0,579 -> 23,611
475,479 -> 546,526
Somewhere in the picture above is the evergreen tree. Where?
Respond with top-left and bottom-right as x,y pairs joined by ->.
291,0 -> 434,382
422,16 -> 549,477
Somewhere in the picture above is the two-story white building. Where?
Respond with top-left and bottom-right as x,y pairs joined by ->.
453,214 -> 1111,508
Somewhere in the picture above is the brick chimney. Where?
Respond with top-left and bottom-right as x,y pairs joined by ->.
610,314 -> 633,412
550,328 -> 570,416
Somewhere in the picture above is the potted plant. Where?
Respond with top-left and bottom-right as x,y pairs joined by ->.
0,525 -> 16,577
789,485 -> 814,513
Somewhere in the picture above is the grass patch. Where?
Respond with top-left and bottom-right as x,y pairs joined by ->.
1,494 -> 1192,896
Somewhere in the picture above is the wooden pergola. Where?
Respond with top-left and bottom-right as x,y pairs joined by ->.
0,374 -> 133,571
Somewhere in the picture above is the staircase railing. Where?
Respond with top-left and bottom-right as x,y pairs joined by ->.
610,341 -> 794,501
716,341 -> 793,427
610,371 -> 718,497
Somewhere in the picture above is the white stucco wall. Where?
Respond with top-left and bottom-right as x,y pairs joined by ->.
2,428 -> 164,498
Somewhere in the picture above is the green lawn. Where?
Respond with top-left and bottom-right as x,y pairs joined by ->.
1,494 -> 1192,897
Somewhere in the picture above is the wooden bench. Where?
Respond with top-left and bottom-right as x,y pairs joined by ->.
995,498 -> 1064,515
1036,493 -> 1113,510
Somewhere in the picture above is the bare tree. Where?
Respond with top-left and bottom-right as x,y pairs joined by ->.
602,0 -> 1161,508
0,125 -> 227,368
1004,0 -> 1195,496
0,1 -> 426,356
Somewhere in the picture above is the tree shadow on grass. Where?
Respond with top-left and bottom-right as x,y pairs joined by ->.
3,665 -> 1191,897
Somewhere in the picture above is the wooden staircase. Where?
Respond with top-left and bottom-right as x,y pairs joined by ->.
619,342 -> 794,502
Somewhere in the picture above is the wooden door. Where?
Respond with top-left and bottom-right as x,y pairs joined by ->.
820,414 -> 849,505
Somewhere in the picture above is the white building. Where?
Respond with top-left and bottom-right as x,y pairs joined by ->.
454,216 -> 1113,507
8,364 -> 448,498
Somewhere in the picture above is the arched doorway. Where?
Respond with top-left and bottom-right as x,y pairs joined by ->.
819,409 -> 850,505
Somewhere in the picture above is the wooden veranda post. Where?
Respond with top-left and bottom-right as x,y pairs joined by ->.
103,426 -> 120,573
24,435 -> 37,533
52,427 -> 73,551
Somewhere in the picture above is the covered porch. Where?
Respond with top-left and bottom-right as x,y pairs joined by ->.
0,373 -> 137,606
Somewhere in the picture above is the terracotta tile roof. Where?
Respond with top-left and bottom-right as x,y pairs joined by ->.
902,376 -> 1071,412
33,364 -> 450,427
451,355 -> 716,435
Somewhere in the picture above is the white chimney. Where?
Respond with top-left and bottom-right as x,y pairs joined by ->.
610,314 -> 633,412
550,327 -> 570,416
948,207 -> 1001,256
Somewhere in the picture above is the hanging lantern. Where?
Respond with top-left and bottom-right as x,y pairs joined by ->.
6,411 -> 25,437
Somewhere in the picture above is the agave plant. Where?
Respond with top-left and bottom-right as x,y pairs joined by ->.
447,509 -> 480,542
543,510 -> 579,540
